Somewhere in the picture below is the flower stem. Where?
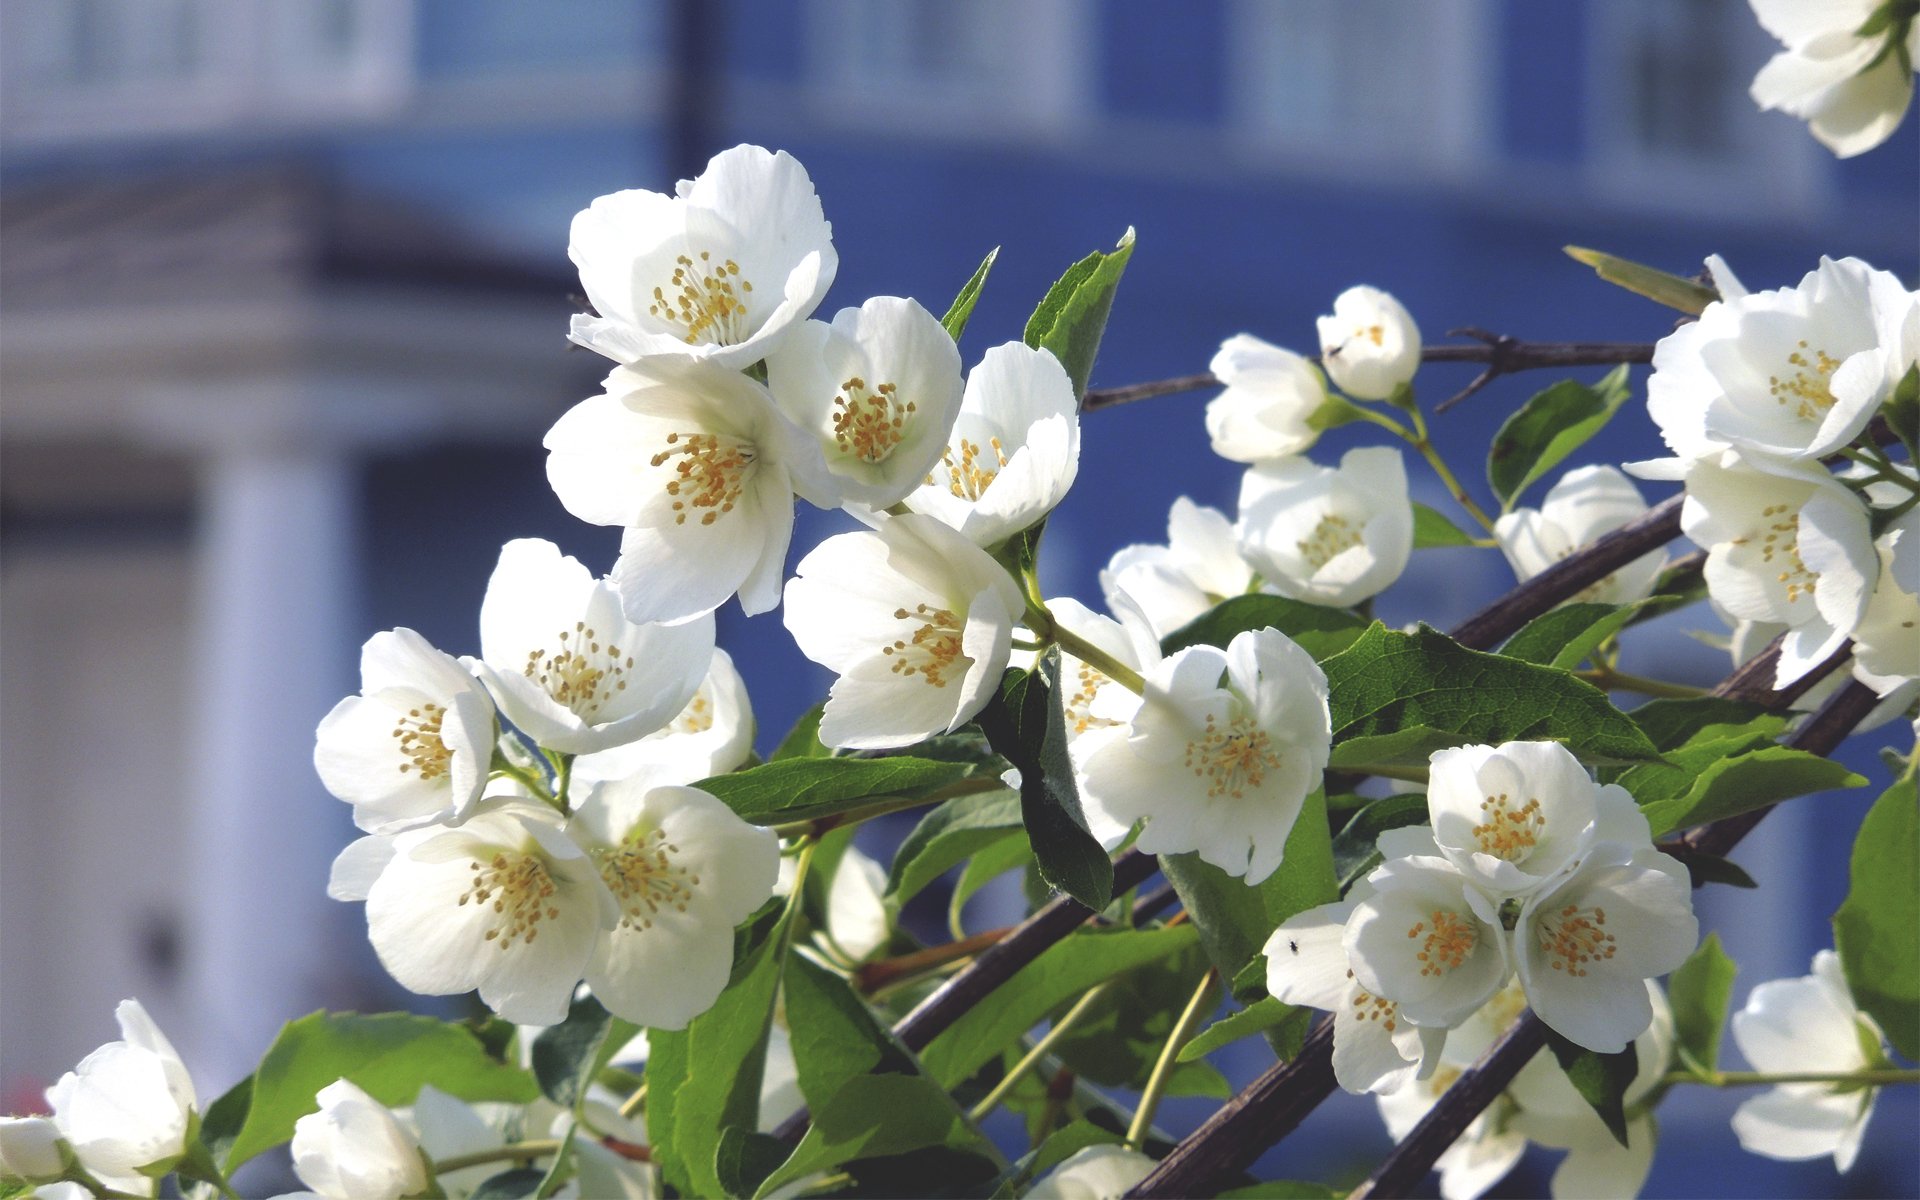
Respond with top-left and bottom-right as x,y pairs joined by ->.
1406,407 -> 1497,533
618,1080 -> 648,1120
1663,1068 -> 1920,1088
1026,598 -> 1146,695
490,761 -> 554,803
1127,970 -> 1218,1151
431,1138 -> 565,1174
969,983 -> 1112,1122
1575,667 -> 1709,699
858,926 -> 1015,996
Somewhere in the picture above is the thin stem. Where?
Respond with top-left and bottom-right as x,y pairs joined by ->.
1836,446 -> 1920,494
1405,406 -> 1496,532
1127,971 -> 1218,1151
618,1080 -> 648,1120
968,983 -> 1112,1122
490,761 -> 554,804
431,1138 -> 565,1175
1663,1068 -> 1918,1088
856,925 -> 1015,996
1050,621 -> 1147,696
1576,667 -> 1708,699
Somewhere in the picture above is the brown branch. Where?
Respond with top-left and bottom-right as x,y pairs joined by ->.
853,925 -> 1013,995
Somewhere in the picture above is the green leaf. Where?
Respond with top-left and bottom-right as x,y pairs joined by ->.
197,1075 -> 253,1163
1626,698 -> 1784,752
951,836 -> 1034,930
1159,790 -> 1338,989
941,246 -> 1000,342
977,653 -> 1112,911
886,789 -> 1025,912
1050,939 -> 1229,1095
534,1125 -> 577,1200
1834,775 -> 1920,1060
531,993 -> 611,1108
1321,624 -> 1661,764
1564,245 -> 1717,315
1635,746 -> 1865,837
785,952 -> 920,1104
1216,1183 -> 1340,1199
1330,792 -> 1431,890
224,1012 -> 537,1169
1543,1027 -> 1637,1147
1884,364 -> 1919,463
1486,366 -> 1633,508
919,925 -> 1200,1088
1023,228 -> 1136,400
696,755 -> 975,824
471,1167 -> 548,1198
1412,501 -> 1481,548
754,1074 -> 992,1200
772,703 -> 831,760
1499,598 -> 1678,670
1161,594 -> 1370,662
1178,996 -> 1306,1062
1325,725 -> 1464,774
717,1128 -> 795,1198
1668,933 -> 1737,1075
1027,1120 -> 1126,1178
1676,852 -> 1759,890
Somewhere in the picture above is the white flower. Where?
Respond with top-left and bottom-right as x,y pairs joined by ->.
777,844 -> 892,965
1237,446 -> 1414,608
1344,855 -> 1511,1030
784,514 -> 1023,750
1749,0 -> 1917,158
469,539 -> 715,755
1425,741 -> 1649,901
568,144 -> 836,368
569,781 -> 778,1029
45,1000 -> 196,1191
1100,497 -> 1256,641
902,342 -> 1080,548
574,648 -> 755,787
0,1116 -> 65,1181
1852,508 -> 1920,691
766,296 -> 966,509
1025,1144 -> 1158,1200
1316,285 -> 1421,401
1646,257 -> 1907,463
1671,452 -> 1877,687
1513,845 -> 1697,1054
1080,626 -> 1329,883
1374,986 -> 1532,1200
355,799 -> 617,1025
1051,596 -> 1161,850
314,628 -> 497,834
1731,949 -> 1885,1170
289,1080 -> 427,1200
1493,466 -> 1666,606
1205,334 -> 1329,463
1266,884 -> 1448,1095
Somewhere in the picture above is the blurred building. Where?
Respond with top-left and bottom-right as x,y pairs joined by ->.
2,0 -> 1913,1191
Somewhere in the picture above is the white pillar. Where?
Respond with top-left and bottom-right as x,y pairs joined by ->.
181,441 -> 359,1087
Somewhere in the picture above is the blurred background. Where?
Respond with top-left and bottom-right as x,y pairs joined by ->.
1,0 -> 1914,1194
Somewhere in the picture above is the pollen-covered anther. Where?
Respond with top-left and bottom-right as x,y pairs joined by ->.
523,622 -> 632,718
460,851 -> 561,948
1408,909 -> 1478,977
1183,712 -> 1282,799
391,702 -> 451,779
1472,792 -> 1546,860
651,431 -> 756,526
1295,512 -> 1365,571
832,376 -> 916,464
881,603 -> 966,688
1539,902 -> 1617,977
597,827 -> 698,931
672,689 -> 715,735
1767,339 -> 1842,421
934,436 -> 1009,500
1350,986 -> 1397,1029
1754,503 -> 1818,603
647,251 -> 754,345
1067,661 -> 1115,734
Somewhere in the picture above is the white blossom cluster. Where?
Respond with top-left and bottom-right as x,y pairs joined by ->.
1746,0 -> 1919,158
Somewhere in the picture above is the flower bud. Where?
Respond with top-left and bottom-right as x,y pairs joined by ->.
1316,285 -> 1421,401
290,1079 -> 428,1200
0,1116 -> 65,1181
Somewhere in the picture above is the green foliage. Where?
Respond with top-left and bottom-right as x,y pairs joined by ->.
1543,1027 -> 1637,1147
785,952 -> 921,1097
717,1129 -> 791,1199
1485,366 -> 1632,509
1216,1183 -> 1339,1199
1159,791 -> 1338,993
1499,598 -> 1678,670
978,652 -> 1113,911
951,836 -> 1034,929
1325,725 -> 1466,774
886,788 -> 1025,913
1049,940 -> 1232,1097
222,1012 -> 537,1169
1834,775 -> 1920,1060
1330,792 -> 1430,890
1677,853 -> 1758,890
1411,501 -> 1481,548
1668,933 -> 1737,1075
1023,229 -> 1136,400
471,1167 -> 548,1198
754,1075 -> 998,1200
696,755 -> 977,825
941,246 -> 1000,342
1564,245 -> 1717,315
919,925 -> 1200,1088
772,703 -> 831,760
1027,1120 -> 1126,1177
1179,996 -> 1308,1063
1884,363 -> 1919,462
1625,698 -> 1783,753
1161,593 -> 1370,662
530,993 -> 636,1110
1631,745 -> 1865,837
1321,624 -> 1661,764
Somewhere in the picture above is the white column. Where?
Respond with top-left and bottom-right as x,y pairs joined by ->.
181,441 -> 359,1087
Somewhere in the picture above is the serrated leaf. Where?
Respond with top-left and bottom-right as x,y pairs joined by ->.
1159,790 -> 1338,987
1321,624 -> 1661,764
1834,775 -> 1920,1060
941,246 -> 999,342
977,653 -> 1112,910
919,926 -> 1199,1088
1178,995 -> 1306,1062
1486,366 -> 1633,508
886,789 -> 1024,912
1668,933 -> 1737,1075
1565,245 -> 1717,315
1544,1027 -> 1637,1146
1499,598 -> 1678,670
1636,746 -> 1865,837
1331,792 -> 1431,889
696,755 -> 975,824
772,703 -> 831,760
1412,501 -> 1481,548
1626,698 -> 1783,753
1023,228 -> 1135,400
1161,594 -> 1370,662
224,1012 -> 537,1169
